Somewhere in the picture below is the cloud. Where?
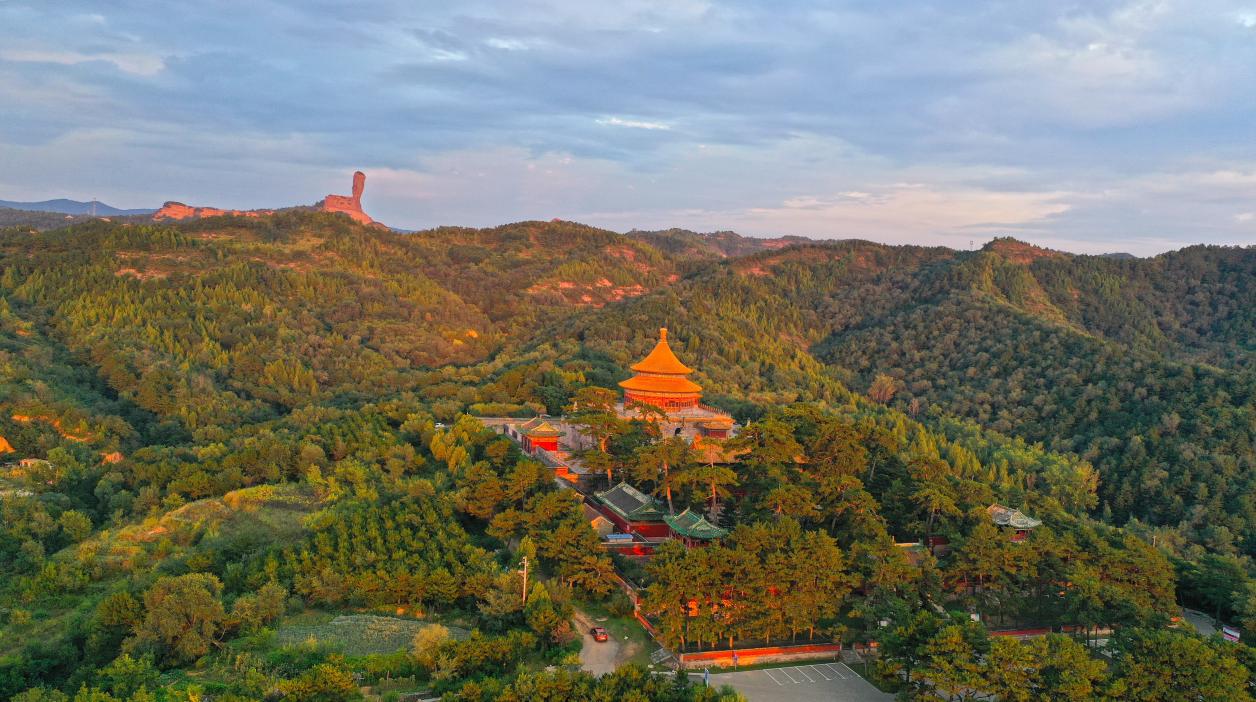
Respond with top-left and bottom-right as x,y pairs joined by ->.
0,48 -> 165,76
0,0 -> 1254,254
578,183 -> 1075,249
596,116 -> 672,130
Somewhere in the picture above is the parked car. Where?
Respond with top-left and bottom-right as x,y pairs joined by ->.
590,626 -> 609,642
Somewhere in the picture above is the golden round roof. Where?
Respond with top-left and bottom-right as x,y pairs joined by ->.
619,374 -> 703,395
630,327 -> 694,375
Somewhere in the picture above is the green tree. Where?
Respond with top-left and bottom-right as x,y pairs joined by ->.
1111,629 -> 1253,702
230,581 -> 287,632
911,620 -> 989,701
1022,634 -> 1108,701
277,661 -> 361,702
126,573 -> 226,664
95,654 -> 159,699
58,510 -> 93,543
634,436 -> 694,514
674,459 -> 738,515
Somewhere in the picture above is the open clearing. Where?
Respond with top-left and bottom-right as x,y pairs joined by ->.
275,613 -> 466,656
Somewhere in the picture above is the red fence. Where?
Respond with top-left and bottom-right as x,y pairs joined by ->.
677,642 -> 844,669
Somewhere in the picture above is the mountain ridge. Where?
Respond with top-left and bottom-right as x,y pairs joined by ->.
0,198 -> 155,216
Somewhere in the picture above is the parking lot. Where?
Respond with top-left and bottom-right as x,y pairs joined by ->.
698,662 -> 893,701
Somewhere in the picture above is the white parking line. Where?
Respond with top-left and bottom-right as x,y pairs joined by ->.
792,666 -> 815,682
764,670 -> 785,686
779,668 -> 801,683
840,662 -> 860,679
823,662 -> 847,679
810,664 -> 832,680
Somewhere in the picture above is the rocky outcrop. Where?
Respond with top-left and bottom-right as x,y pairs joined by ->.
316,170 -> 383,227
153,171 -> 384,227
154,202 -> 274,220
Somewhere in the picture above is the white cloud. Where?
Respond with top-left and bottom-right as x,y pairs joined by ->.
969,2 -> 1214,128
0,48 -> 165,76
680,184 -> 1072,243
486,37 -> 530,51
596,116 -> 672,130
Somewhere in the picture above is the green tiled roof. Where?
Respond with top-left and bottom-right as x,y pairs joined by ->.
664,508 -> 728,540
596,482 -> 665,522
988,504 -> 1042,530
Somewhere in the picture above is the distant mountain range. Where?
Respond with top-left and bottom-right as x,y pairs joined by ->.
0,198 -> 155,216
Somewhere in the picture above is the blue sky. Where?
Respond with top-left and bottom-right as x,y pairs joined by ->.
1,1 -> 1254,254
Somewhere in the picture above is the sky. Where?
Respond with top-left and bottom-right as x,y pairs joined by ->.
1,1 -> 1255,255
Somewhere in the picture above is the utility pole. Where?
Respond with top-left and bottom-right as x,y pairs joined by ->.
520,556 -> 529,606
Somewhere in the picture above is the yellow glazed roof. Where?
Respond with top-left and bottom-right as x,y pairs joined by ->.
630,328 -> 694,375
523,421 -> 564,437
618,374 -> 703,395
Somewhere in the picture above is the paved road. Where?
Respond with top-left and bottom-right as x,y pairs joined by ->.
692,662 -> 892,702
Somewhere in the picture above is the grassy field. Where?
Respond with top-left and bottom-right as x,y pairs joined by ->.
274,611 -> 468,656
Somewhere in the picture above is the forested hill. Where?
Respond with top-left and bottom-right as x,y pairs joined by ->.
626,228 -> 811,260
1,216 -> 1252,559
2,212 -> 1255,699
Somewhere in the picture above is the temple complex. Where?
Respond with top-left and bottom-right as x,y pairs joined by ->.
483,326 -> 738,553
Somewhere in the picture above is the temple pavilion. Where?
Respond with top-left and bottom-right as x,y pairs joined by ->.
619,327 -> 703,411
517,417 -> 563,453
617,328 -> 735,440
987,504 -> 1042,542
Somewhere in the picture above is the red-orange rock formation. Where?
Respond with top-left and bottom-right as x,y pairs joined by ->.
154,202 -> 274,220
153,171 -> 384,228
316,170 -> 383,227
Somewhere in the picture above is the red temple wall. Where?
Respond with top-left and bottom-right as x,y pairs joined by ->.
531,437 -> 559,451
623,390 -> 701,409
635,521 -> 673,538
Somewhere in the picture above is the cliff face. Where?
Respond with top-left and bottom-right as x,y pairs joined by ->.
154,202 -> 274,220
315,171 -> 382,227
154,171 -> 384,227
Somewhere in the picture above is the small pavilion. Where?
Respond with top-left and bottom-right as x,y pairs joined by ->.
664,508 -> 728,547
987,504 -> 1042,542
519,419 -> 563,454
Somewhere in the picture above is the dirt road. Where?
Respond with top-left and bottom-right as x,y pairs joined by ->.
573,610 -> 637,676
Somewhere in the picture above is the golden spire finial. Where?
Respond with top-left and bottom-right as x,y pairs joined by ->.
660,327 -> 668,341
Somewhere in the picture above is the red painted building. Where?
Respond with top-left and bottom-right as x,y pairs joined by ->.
594,482 -> 671,538
519,418 -> 563,453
